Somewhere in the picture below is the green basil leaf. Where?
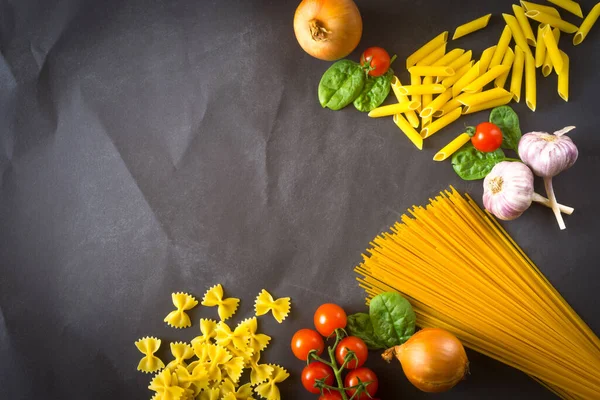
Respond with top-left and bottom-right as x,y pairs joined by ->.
369,292 -> 416,348
318,60 -> 366,110
353,69 -> 393,112
451,143 -> 506,180
347,313 -> 387,350
489,105 -> 522,152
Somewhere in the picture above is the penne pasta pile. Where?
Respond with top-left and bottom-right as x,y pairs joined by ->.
368,0 -> 600,160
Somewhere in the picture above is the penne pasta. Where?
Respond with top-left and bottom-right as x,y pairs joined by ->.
495,48 -> 515,88
458,87 -> 512,107
368,101 -> 421,118
421,77 -> 434,125
416,43 -> 447,66
420,107 -> 462,138
452,61 -> 481,97
411,74 -> 422,112
535,25 -> 547,68
442,61 -> 474,89
420,89 -> 453,118
525,10 -> 578,33
503,14 -> 534,57
391,77 -> 420,128
542,27 -> 561,77
398,83 -> 446,96
574,2 -> 600,45
462,65 -> 511,93
547,0 -> 583,18
435,49 -> 466,66
422,115 -> 432,128
433,133 -> 471,161
513,5 -> 537,46
407,32 -> 449,68
478,46 -> 497,72
520,1 -> 562,17
462,94 -> 513,114
438,97 -> 463,117
452,14 -> 493,40
557,50 -> 569,101
510,46 -> 526,102
525,51 -> 537,111
409,66 -> 455,77
448,50 -> 473,71
393,114 -> 423,150
489,26 -> 513,70
542,25 -> 563,75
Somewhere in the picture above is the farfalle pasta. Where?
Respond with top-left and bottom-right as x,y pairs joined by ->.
215,321 -> 250,350
254,364 -> 290,400
135,337 -> 165,373
164,292 -> 198,329
191,319 -> 217,347
239,317 -> 271,353
254,289 -> 291,323
201,284 -> 240,321
166,342 -> 194,371
220,380 -> 254,400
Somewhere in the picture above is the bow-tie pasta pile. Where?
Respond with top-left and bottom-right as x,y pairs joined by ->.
134,284 -> 292,400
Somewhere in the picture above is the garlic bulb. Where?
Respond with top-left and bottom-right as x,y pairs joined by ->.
483,162 -> 533,220
518,126 -> 578,178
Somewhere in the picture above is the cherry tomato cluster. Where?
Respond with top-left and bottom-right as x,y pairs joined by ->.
291,303 -> 379,400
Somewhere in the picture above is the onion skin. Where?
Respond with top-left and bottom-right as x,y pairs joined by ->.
294,0 -> 363,61
382,328 -> 469,393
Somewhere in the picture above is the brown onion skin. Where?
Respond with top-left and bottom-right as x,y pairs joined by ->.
293,0 -> 363,61
382,328 -> 469,393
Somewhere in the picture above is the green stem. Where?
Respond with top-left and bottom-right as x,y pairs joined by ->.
389,54 -> 397,66
328,345 -> 349,400
503,157 -> 521,162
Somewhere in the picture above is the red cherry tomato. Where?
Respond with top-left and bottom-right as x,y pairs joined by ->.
291,329 -> 325,361
335,336 -> 368,369
302,362 -> 335,394
318,390 -> 344,400
360,47 -> 391,77
314,303 -> 347,337
345,367 -> 379,400
471,122 -> 503,152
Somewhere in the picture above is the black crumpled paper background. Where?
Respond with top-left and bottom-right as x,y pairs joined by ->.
1,0 -> 599,398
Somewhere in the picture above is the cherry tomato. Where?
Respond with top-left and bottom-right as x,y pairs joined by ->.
319,390 -> 343,400
291,329 -> 325,361
360,47 -> 391,77
335,336 -> 368,369
314,303 -> 347,337
302,362 -> 335,394
471,122 -> 503,152
345,367 -> 379,400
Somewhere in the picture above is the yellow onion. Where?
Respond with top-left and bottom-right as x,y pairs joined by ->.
293,0 -> 363,61
382,328 -> 469,393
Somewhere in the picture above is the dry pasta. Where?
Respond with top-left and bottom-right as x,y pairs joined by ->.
398,83 -> 446,95
441,60 -> 473,88
513,4 -> 537,46
254,365 -> 289,400
410,73 -> 422,112
201,284 -> 240,321
368,101 -> 420,118
355,188 -> 600,400
542,25 -> 564,74
535,25 -> 547,67
409,66 -> 455,76
478,45 -> 497,72
503,13 -> 534,57
574,2 -> 600,45
558,50 -> 569,101
452,14 -> 492,40
164,292 -> 198,329
416,42 -> 447,66
489,26 -> 513,70
510,46 -> 526,102
420,107 -> 462,138
254,289 -> 291,323
458,87 -> 512,107
548,0 -> 583,18
452,61 -> 481,97
494,48 -> 515,88
135,337 -> 165,373
520,0 -> 562,17
433,133 -> 471,161
439,97 -> 463,116
391,77 -> 420,128
448,50 -> 473,71
525,51 -> 537,111
435,48 -> 466,66
462,94 -> 513,114
462,65 -> 510,93
525,10 -> 579,33
542,28 -> 561,77
420,89 -> 453,118
421,76 -> 434,126
406,31 -> 449,68
393,114 -> 423,150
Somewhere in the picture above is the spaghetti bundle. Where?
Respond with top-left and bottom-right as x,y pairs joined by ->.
355,188 -> 600,399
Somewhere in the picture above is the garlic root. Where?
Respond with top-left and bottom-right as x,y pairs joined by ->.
544,177 -> 566,230
531,192 -> 574,215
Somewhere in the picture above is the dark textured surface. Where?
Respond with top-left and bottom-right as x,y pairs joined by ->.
1,0 -> 599,398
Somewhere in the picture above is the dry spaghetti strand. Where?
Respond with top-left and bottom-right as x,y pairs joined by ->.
355,187 -> 600,400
